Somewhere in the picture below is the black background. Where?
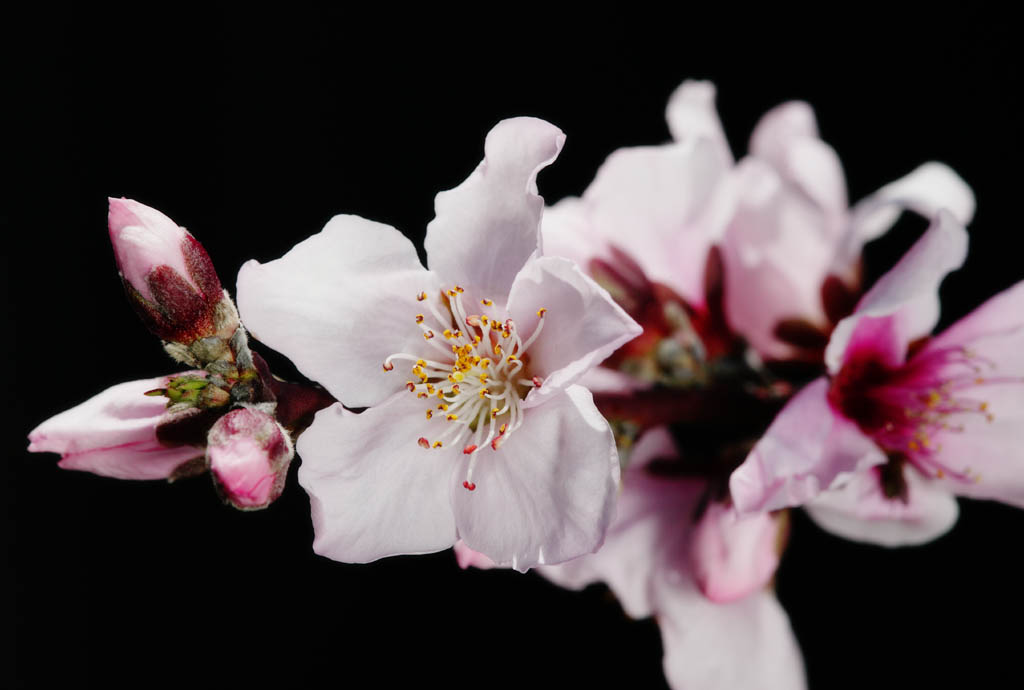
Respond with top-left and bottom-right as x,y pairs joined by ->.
4,9 -> 1022,689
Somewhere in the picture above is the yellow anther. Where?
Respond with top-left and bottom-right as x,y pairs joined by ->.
491,408 -> 499,418
426,384 -> 435,394
446,414 -> 459,421
425,410 -> 433,420
454,285 -> 465,293
417,392 -> 428,399
479,388 -> 489,398
481,359 -> 490,369
423,331 -> 434,340
452,371 -> 465,382
436,391 -> 445,400
493,344 -> 502,355
416,359 -> 426,367
481,298 -> 493,306
502,329 -> 511,338
499,423 -> 507,434
415,314 -> 424,323
506,355 -> 518,363
479,374 -> 488,384
926,391 -> 942,407
438,403 -> 449,411
473,335 -> 482,344
433,441 -> 443,448
447,289 -> 456,297
452,384 -> 461,394
417,292 -> 427,301
536,307 -> 547,318
980,401 -> 989,412
443,329 -> 454,339
453,330 -> 462,339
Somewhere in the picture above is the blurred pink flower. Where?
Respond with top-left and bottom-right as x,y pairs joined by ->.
237,118 -> 641,571
28,374 -> 205,480
731,211 -> 1024,545
459,427 -> 804,689
543,80 -> 974,362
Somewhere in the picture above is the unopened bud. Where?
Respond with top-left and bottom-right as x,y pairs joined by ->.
207,407 -> 293,510
108,197 -> 238,346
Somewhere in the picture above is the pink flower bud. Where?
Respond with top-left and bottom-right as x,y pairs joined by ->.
689,502 -> 784,604
108,197 -> 230,344
28,374 -> 205,480
207,407 -> 293,510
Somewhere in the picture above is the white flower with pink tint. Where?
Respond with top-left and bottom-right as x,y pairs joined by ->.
543,80 -> 975,363
236,117 -> 642,571
28,374 -> 205,480
207,406 -> 294,510
731,210 -> 1024,545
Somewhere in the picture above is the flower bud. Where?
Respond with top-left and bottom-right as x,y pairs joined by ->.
689,502 -> 785,604
28,374 -> 206,480
207,407 -> 293,510
108,197 -> 237,346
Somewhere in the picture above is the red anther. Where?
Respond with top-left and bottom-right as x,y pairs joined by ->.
416,292 -> 427,301
406,382 -> 416,392
463,444 -> 478,455
463,481 -> 476,491
491,436 -> 503,451
418,438 -> 430,449
532,376 -> 543,387
382,361 -> 395,371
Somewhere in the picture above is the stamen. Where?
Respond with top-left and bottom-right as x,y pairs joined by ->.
418,438 -> 430,449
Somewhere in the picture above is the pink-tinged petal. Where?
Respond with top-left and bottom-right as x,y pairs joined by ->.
424,117 -> 565,298
826,210 -> 968,374
576,366 -> 652,395
57,440 -> 203,481
689,503 -> 783,604
654,577 -> 807,690
236,215 -> 442,408
749,101 -> 847,215
297,397 -> 458,563
928,279 -> 1024,355
664,80 -> 731,163
720,159 -> 837,359
842,162 -> 976,262
540,197 -> 609,277
207,407 -> 294,511
539,427 -> 704,618
931,383 -> 1024,508
28,374 -> 204,480
730,378 -> 887,514
506,256 -> 641,406
452,386 -> 619,573
805,468 -> 958,547
581,138 -> 731,305
453,540 -> 496,570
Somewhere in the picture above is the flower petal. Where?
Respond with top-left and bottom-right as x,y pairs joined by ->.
297,397 -> 458,563
506,256 -> 641,406
840,162 -> 976,267
730,378 -> 887,514
453,540 -> 496,570
689,503 -> 784,604
28,375 -> 203,480
825,210 -> 968,373
424,117 -> 565,298
805,467 -> 958,547
665,80 -> 731,162
539,427 -> 703,618
451,385 -> 619,572
653,575 -> 807,690
579,138 -> 731,305
236,215 -> 442,408
749,100 -> 847,215
540,197 -> 609,277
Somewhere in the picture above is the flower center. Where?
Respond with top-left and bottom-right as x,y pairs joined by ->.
383,286 -> 547,491
828,342 -> 1012,483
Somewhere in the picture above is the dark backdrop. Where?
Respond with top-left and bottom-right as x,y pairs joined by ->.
4,9 -> 1021,689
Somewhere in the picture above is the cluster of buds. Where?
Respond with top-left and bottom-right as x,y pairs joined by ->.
29,199 -> 333,510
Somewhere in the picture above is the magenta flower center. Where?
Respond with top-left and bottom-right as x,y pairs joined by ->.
828,342 -> 1001,482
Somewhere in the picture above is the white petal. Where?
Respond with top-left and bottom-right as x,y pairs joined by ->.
805,468 -> 959,547
297,398 -> 458,563
425,117 -> 565,298
654,575 -> 807,690
452,386 -> 619,572
506,255 -> 641,406
236,214 -> 442,407
665,80 -> 732,162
